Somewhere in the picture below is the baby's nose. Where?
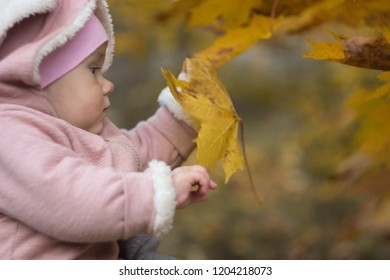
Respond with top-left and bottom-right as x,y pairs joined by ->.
103,78 -> 114,95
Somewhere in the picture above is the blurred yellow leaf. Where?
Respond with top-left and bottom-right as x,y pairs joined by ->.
273,0 -> 347,33
366,71 -> 390,100
383,30 -> 390,43
303,41 -> 345,61
187,0 -> 261,30
349,87 -> 390,167
161,58 -> 243,182
195,15 -> 273,68
155,0 -> 204,22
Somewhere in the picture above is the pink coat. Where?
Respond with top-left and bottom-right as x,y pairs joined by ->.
0,0 -> 196,259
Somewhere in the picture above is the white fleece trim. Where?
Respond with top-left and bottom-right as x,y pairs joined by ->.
95,0 -> 115,73
0,0 -> 58,40
158,87 -> 199,130
148,160 -> 176,237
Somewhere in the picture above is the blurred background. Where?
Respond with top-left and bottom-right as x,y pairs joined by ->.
106,0 -> 390,259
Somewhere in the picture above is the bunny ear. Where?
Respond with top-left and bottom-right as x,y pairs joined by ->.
0,0 -> 58,44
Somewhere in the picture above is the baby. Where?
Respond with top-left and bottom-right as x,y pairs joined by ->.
0,0 -> 216,259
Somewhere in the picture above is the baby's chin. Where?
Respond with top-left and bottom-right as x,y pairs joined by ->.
85,120 -> 105,135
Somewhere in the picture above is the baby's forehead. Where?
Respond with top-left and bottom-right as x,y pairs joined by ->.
87,43 -> 107,62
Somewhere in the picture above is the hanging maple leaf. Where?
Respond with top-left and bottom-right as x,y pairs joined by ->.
303,32 -> 390,71
161,58 -> 243,183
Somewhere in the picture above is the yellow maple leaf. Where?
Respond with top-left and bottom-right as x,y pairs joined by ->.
161,57 -> 243,183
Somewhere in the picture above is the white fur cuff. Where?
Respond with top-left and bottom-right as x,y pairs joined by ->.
158,87 -> 199,130
148,160 -> 176,237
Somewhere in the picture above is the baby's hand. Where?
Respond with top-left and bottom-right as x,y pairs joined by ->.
172,165 -> 217,208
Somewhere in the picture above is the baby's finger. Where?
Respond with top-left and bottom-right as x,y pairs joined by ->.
189,188 -> 208,204
190,178 -> 216,204
210,180 -> 218,189
193,173 -> 211,196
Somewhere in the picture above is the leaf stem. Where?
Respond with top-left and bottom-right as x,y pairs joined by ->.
239,121 -> 264,204
270,0 -> 279,34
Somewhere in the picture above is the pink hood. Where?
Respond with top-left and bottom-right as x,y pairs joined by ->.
0,0 -> 114,114
0,0 -> 114,87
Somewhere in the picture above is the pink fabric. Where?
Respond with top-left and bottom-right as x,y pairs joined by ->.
0,104 -> 195,259
40,15 -> 108,88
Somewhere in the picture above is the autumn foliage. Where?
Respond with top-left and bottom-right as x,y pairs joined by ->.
158,0 -> 390,182
108,0 -> 390,259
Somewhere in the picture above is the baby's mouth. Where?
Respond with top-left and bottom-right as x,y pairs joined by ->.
103,104 -> 111,112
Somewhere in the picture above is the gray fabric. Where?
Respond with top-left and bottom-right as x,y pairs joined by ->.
118,235 -> 175,260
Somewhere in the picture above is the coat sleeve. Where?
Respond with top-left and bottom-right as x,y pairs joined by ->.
0,116 -> 173,243
121,87 -> 198,170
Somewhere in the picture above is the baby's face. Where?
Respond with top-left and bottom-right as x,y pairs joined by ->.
43,43 -> 114,134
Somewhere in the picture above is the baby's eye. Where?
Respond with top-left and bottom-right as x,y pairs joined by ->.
90,67 -> 101,74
